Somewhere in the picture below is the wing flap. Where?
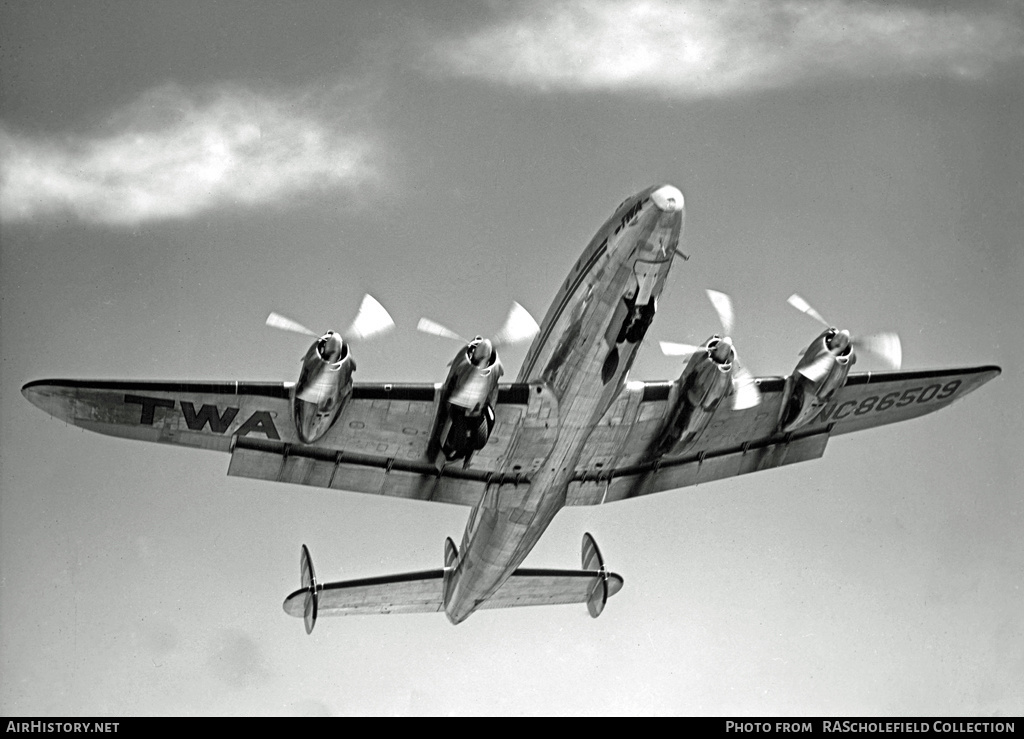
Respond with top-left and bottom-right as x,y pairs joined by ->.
569,430 -> 830,504
282,567 -> 624,617
228,436 -> 512,506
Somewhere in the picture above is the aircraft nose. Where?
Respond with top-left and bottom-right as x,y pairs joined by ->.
651,184 -> 684,213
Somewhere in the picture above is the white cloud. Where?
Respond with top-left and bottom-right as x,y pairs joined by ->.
430,0 -> 1024,96
1,85 -> 377,226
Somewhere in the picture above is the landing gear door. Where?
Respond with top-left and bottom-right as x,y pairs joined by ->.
632,258 -> 670,305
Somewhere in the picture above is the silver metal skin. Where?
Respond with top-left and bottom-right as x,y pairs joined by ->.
651,337 -> 735,456
268,294 -> 395,444
443,184 -> 685,624
779,327 -> 855,434
431,338 -> 503,465
293,332 -> 355,444
448,337 -> 502,413
19,182 -> 1002,628
417,308 -> 538,465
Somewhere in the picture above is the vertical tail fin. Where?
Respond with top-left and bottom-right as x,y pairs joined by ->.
300,544 -> 320,635
582,533 -> 610,618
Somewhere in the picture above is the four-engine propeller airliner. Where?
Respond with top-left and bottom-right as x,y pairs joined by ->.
22,184 -> 1000,630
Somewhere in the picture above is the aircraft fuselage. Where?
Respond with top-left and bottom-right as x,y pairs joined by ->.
444,184 -> 685,623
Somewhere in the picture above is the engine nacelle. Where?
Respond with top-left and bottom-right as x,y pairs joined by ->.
652,336 -> 734,456
432,337 -> 503,464
440,404 -> 496,463
779,328 -> 855,433
292,331 -> 355,444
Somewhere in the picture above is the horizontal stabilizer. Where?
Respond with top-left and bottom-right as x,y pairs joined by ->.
283,566 -> 623,620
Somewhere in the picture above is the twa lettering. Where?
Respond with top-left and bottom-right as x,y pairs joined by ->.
614,199 -> 646,234
124,394 -> 279,439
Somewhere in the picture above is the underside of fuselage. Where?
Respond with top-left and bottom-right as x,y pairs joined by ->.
443,184 -> 685,623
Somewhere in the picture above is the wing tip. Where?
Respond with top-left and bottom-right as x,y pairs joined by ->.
974,365 -> 1002,391
21,379 -> 76,422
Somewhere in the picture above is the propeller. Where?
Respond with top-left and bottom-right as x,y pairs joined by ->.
787,293 -> 902,382
418,302 -> 539,408
266,293 -> 396,343
660,289 -> 761,410
266,312 -> 318,337
417,302 -> 540,349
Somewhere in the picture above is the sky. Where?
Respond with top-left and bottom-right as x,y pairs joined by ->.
1,0 -> 1022,717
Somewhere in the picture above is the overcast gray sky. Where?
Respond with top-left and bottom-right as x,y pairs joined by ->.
2,0 -> 1021,716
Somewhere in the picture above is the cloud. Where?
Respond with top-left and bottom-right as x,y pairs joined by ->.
429,0 -> 1024,96
1,84 -> 377,226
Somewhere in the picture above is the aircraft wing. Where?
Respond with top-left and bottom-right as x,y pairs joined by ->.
565,365 -> 1001,505
22,365 -> 998,507
21,378 -> 559,507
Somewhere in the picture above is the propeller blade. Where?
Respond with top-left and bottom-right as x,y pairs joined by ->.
731,364 -> 762,410
660,341 -> 701,357
798,352 -> 835,383
706,290 -> 735,338
266,312 -> 318,337
345,294 -> 395,341
417,318 -> 466,343
493,302 -> 540,347
854,332 -> 902,369
787,294 -> 831,328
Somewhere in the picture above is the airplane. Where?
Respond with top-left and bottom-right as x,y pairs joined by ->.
21,183 -> 1000,631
